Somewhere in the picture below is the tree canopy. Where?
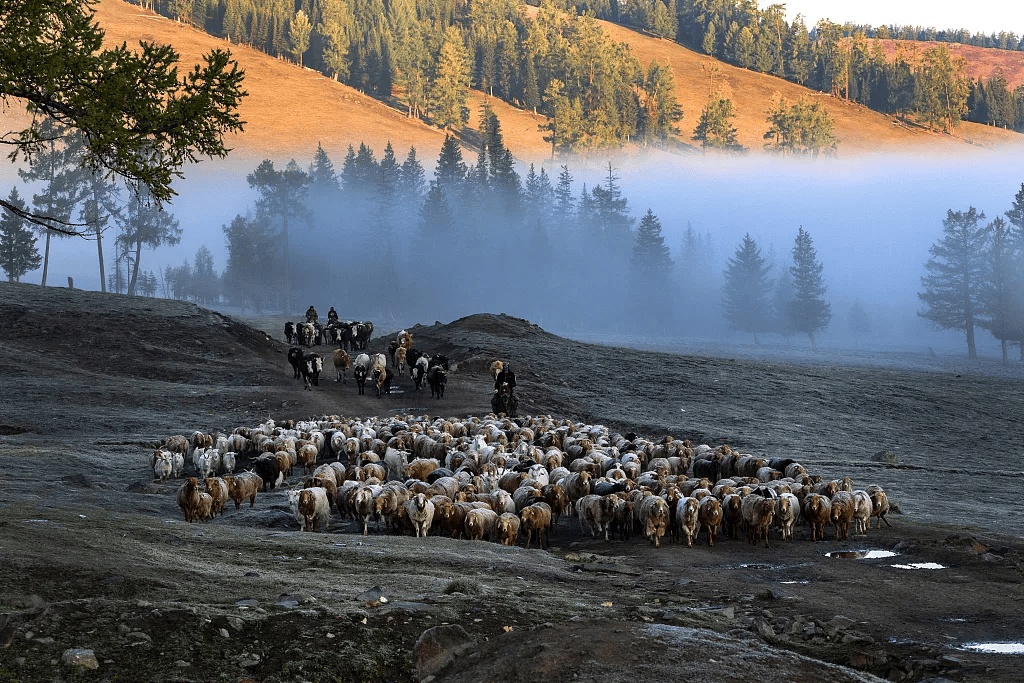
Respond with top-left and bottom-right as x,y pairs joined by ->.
1,0 -> 246,235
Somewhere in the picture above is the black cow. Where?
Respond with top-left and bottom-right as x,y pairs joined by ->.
284,321 -> 295,344
301,353 -> 322,390
411,358 -> 427,390
426,366 -> 446,399
354,364 -> 368,395
288,347 -> 304,379
427,353 -> 450,371
387,339 -> 400,367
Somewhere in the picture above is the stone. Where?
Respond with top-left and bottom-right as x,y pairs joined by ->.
413,624 -> 474,677
126,631 -> 151,642
62,649 -> 99,670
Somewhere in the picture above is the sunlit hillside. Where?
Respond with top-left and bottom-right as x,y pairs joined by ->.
593,18 -> 1023,156
1,0 -> 1021,169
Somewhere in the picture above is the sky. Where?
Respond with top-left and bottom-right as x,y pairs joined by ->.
783,1 -> 1023,35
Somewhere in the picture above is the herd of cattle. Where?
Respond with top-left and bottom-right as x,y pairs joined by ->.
285,324 -> 451,399
153,412 -> 893,550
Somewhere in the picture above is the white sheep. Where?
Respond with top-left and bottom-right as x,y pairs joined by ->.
404,493 -> 435,537
289,487 -> 331,532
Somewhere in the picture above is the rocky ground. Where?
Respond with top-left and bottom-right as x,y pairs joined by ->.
0,281 -> 1022,683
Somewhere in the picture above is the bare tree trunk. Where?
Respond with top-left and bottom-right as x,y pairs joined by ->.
1001,339 -> 1007,364
96,223 -> 106,293
41,230 -> 51,286
128,239 -> 142,296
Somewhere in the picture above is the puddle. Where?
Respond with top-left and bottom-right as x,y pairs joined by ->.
826,550 -> 898,559
892,562 -> 945,570
780,580 -> 810,585
960,642 -> 1024,654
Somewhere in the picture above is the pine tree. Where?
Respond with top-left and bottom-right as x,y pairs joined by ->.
430,26 -> 472,131
434,134 -> 467,192
918,207 -> 990,359
0,187 -> 42,282
693,96 -> 744,153
590,163 -> 634,244
979,217 -> 1024,363
628,208 -> 675,329
399,147 -> 426,206
788,226 -> 832,350
246,159 -> 311,307
308,142 -> 341,198
721,234 -> 773,343
288,9 -> 312,66
847,299 -> 873,344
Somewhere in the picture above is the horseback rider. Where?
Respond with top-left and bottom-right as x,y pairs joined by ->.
494,364 -> 517,391
327,307 -> 338,324
305,305 -> 318,323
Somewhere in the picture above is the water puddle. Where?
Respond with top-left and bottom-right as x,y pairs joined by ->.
826,549 -> 898,559
892,562 -> 945,570
960,642 -> 1024,654
780,580 -> 810,585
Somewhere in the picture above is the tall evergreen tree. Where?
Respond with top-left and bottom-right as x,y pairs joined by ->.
787,226 -> 831,350
721,233 -> 773,343
693,96 -> 744,152
918,207 -> 990,359
399,146 -> 426,206
771,264 -> 796,339
288,9 -> 312,66
628,208 -> 675,329
979,216 -> 1024,363
0,187 -> 42,282
246,158 -> 311,308
308,142 -> 341,198
430,26 -> 472,130
434,134 -> 467,191
222,212 -> 277,313
847,299 -> 873,344
191,244 -> 219,304
591,162 -> 634,243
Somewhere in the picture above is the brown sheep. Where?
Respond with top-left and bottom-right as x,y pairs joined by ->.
867,485 -> 892,528
802,493 -> 832,542
464,507 -> 500,541
830,491 -> 855,540
698,495 -> 723,547
176,477 -> 203,522
195,492 -> 214,522
520,502 -> 552,549
298,444 -> 319,475
495,512 -> 521,546
540,484 -> 568,525
225,471 -> 262,510
204,477 -> 229,517
638,494 -> 670,548
741,493 -> 775,547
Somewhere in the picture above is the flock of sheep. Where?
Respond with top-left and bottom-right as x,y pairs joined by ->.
151,411 -> 893,550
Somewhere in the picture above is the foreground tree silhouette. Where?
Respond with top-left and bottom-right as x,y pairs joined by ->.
787,226 -> 831,350
1,0 -> 245,234
722,234 -> 772,344
628,209 -> 675,331
115,189 -> 182,296
919,207 -> 990,359
0,188 -> 42,282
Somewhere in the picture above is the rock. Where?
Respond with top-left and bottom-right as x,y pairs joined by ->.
126,631 -> 151,642
414,624 -> 474,677
828,615 -> 857,631
235,598 -> 259,608
61,649 -> 99,669
358,586 -> 388,606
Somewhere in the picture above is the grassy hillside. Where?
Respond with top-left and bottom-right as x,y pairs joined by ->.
1,0 -> 1020,170
873,39 -> 1024,89
595,18 -> 1023,155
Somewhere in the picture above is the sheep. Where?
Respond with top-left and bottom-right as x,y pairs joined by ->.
741,493 -> 775,547
520,502 -> 551,549
298,443 -> 319,474
867,485 -> 892,528
151,450 -> 173,480
253,454 -> 283,491
404,493 -> 435,537
290,486 -> 331,532
563,471 -> 592,504
333,349 -> 351,382
575,494 -> 614,540
195,492 -> 214,522
830,490 -> 855,540
374,482 -> 411,532
675,496 -> 700,547
495,512 -> 521,546
802,493 -> 832,542
219,451 -> 236,475
224,471 -> 262,509
205,477 -> 229,516
352,484 -> 381,535
638,494 -> 670,548
176,477 -> 203,523
843,489 -> 869,535
540,484 -> 569,524
698,495 -> 723,546
774,492 -> 800,541
464,507 -> 500,541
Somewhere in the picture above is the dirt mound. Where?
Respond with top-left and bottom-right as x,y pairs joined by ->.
440,313 -> 551,339
0,281 -> 281,385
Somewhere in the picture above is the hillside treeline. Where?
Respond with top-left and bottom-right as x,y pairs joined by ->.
129,0 -> 1024,149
